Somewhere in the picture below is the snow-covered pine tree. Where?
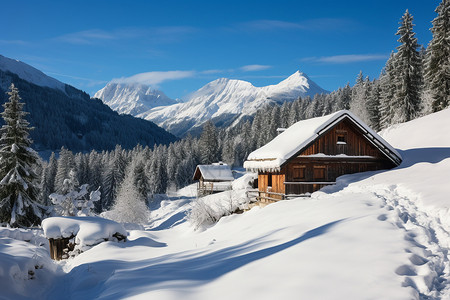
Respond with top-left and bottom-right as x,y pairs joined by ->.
166,144 -> 178,186
54,147 -> 75,193
101,145 -> 128,210
199,121 -> 218,164
0,84 -> 46,227
379,52 -> 397,129
367,80 -> 381,131
349,72 -> 370,124
132,153 -> 151,200
425,0 -> 450,112
111,164 -> 149,224
393,10 -> 423,123
221,132 -> 235,166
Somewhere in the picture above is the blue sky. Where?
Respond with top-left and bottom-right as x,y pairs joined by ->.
0,0 -> 438,99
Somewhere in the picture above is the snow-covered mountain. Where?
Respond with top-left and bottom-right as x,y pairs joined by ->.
94,82 -> 178,116
0,54 -> 66,92
97,71 -> 327,137
141,71 -> 327,136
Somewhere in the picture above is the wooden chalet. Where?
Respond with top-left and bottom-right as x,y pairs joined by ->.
193,163 -> 234,197
243,110 -> 402,203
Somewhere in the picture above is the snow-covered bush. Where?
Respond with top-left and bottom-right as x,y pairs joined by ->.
49,170 -> 100,217
188,173 -> 257,230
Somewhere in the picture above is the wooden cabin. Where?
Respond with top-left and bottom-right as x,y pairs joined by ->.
193,163 -> 234,197
243,110 -> 402,203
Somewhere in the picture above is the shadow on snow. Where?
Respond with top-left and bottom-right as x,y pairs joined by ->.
46,220 -> 343,299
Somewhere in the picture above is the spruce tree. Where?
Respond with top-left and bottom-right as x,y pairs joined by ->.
0,84 -> 46,227
393,10 -> 423,123
199,121 -> 218,164
379,52 -> 397,128
425,0 -> 450,112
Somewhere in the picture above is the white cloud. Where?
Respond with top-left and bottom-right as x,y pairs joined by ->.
56,29 -> 116,45
303,54 -> 388,64
242,20 -> 304,31
240,64 -> 272,72
56,26 -> 197,45
111,71 -> 196,86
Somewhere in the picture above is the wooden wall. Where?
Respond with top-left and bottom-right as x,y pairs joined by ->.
299,119 -> 386,158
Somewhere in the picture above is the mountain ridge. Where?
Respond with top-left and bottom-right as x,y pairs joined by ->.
0,55 -> 177,152
97,70 -> 328,137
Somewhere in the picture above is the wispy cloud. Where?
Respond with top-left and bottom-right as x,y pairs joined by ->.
111,71 -> 196,86
241,20 -> 304,31
240,64 -> 272,72
0,39 -> 28,45
46,71 -> 108,87
56,29 -> 116,45
302,54 -> 388,64
238,18 -> 357,32
55,26 -> 197,45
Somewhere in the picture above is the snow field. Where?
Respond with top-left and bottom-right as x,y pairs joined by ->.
1,108 -> 450,299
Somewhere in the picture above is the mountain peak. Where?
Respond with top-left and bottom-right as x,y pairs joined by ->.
94,81 -> 177,116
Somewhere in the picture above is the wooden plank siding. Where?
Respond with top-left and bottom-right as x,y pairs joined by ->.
299,119 -> 386,158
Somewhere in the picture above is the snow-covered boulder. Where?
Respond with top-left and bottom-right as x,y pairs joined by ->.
41,216 -> 127,259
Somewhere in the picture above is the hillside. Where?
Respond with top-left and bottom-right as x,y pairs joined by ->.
1,108 -> 449,299
0,56 -> 177,152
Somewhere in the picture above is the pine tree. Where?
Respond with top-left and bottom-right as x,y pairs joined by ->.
425,0 -> 450,112
39,152 -> 57,205
379,52 -> 397,128
0,84 -> 46,227
367,80 -> 381,131
112,165 -> 149,224
393,10 -> 423,123
349,72 -> 370,124
132,154 -> 151,200
199,121 -> 218,164
54,147 -> 75,193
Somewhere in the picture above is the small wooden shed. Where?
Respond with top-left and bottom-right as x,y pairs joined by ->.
193,163 -> 234,197
244,110 -> 402,203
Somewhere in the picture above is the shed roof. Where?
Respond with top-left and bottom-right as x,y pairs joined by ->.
244,110 -> 402,172
193,164 -> 234,182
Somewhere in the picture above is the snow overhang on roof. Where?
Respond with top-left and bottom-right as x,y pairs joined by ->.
243,110 -> 402,172
193,164 -> 234,182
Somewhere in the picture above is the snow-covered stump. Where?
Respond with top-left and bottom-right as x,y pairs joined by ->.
42,216 -> 127,260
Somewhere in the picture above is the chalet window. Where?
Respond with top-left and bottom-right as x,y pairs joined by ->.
313,165 -> 326,180
268,173 -> 272,187
336,130 -> 347,145
293,166 -> 306,180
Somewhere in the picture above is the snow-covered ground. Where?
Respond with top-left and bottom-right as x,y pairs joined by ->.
1,108 -> 450,300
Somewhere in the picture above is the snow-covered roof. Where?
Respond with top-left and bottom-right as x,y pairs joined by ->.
244,110 -> 402,172
193,164 -> 234,182
42,216 -> 127,251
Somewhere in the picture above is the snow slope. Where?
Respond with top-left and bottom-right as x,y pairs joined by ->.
1,108 -> 450,299
94,82 -> 177,116
0,54 -> 66,92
